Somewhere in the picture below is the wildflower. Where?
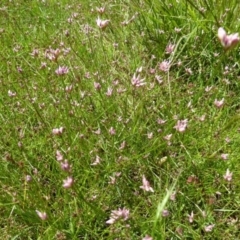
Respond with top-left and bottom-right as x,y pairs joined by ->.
170,191 -> 177,201
91,155 -> 101,166
185,68 -> 193,75
142,235 -> 153,240
223,169 -> 232,181
60,160 -> 71,172
131,73 -> 146,87
65,85 -> 73,93
56,150 -> 63,161
106,87 -> 113,96
36,210 -> 47,220
165,43 -> 175,54
96,7 -> 105,14
204,224 -> 215,232
155,75 -> 163,84
214,98 -> 224,108
218,27 -> 240,50
94,82 -> 101,90
159,60 -> 170,72
25,175 -> 32,182
8,90 -> 16,97
106,207 -> 130,224
55,66 -> 69,75
220,153 -> 229,160
140,175 -> 154,192
52,127 -> 64,135
174,119 -> 188,132
96,17 -> 110,29
163,134 -> 172,141
63,176 -> 74,188
188,211 -> 194,223
109,127 -> 116,135
119,141 -> 126,150
162,209 -> 170,217
147,132 -> 153,139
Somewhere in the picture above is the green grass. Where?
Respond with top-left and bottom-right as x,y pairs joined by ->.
1,0 -> 240,239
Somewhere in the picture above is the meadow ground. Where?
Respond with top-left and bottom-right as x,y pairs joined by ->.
1,0 -> 240,239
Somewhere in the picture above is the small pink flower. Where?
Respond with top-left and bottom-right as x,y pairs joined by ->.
159,60 -> 170,72
56,150 -> 64,161
94,82 -> 101,90
36,210 -> 47,220
119,141 -> 126,150
60,160 -> 71,172
52,127 -> 64,135
140,175 -> 154,192
91,155 -> 101,166
106,87 -> 113,96
174,119 -> 188,132
214,98 -> 224,108
170,191 -> 177,201
165,43 -> 175,54
96,17 -> 110,29
131,73 -> 146,87
96,7 -> 105,14
218,27 -> 240,50
106,207 -> 130,224
204,224 -> 215,232
109,127 -> 116,135
55,66 -> 69,75
147,132 -> 153,139
223,169 -> 232,181
220,153 -> 229,160
8,90 -> 16,97
162,209 -> 170,217
188,211 -> 194,223
25,175 -> 32,182
163,134 -> 172,141
142,235 -> 153,240
63,176 -> 74,188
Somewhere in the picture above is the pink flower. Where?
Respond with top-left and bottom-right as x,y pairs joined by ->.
131,73 -> 146,87
8,90 -> 16,97
63,176 -> 74,188
109,127 -> 116,135
96,7 -> 105,14
94,82 -> 101,90
159,60 -> 170,72
60,160 -> 71,172
220,153 -> 229,160
96,17 -> 110,29
91,155 -> 101,166
218,27 -> 240,50
106,207 -> 130,224
174,119 -> 188,132
25,175 -> 32,182
204,224 -> 215,232
170,191 -> 177,201
223,169 -> 232,181
188,211 -> 194,223
214,98 -> 224,108
52,127 -> 64,135
36,210 -> 47,220
56,150 -> 64,161
165,43 -> 175,54
140,175 -> 154,192
142,235 -> 153,240
162,209 -> 170,217
55,66 -> 69,75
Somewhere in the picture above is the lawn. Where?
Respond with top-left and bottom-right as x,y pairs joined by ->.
0,0 -> 240,239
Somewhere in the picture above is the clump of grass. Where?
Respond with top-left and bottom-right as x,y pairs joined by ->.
1,0 -> 240,239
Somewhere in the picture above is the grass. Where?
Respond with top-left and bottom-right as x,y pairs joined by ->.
1,0 -> 240,239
